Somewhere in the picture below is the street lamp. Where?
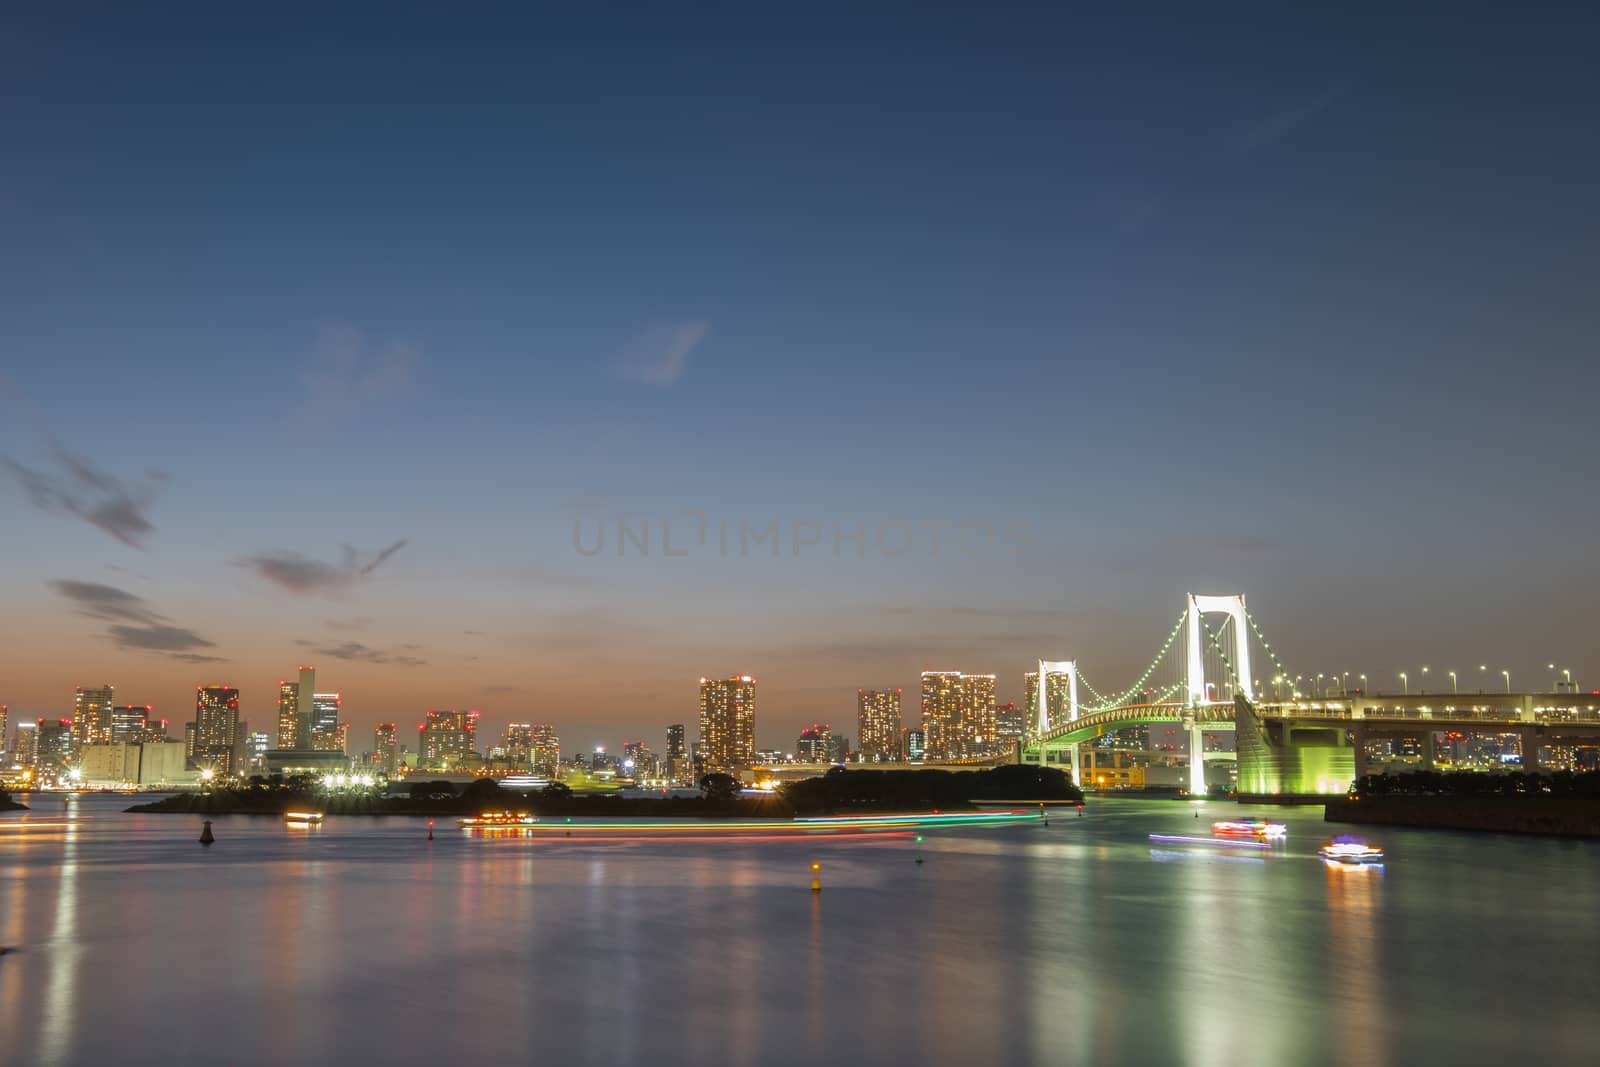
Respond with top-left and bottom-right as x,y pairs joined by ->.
1449,670 -> 1457,694
1399,672 -> 1408,695
1501,669 -> 1511,694
1421,666 -> 1429,694
1563,668 -> 1573,691
1359,673 -> 1368,695
1479,664 -> 1487,694
1316,673 -> 1325,696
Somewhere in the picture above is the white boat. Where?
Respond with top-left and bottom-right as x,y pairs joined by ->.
284,811 -> 325,825
1319,840 -> 1383,864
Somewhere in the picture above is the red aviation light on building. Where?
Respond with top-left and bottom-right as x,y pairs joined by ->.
144,705 -> 152,711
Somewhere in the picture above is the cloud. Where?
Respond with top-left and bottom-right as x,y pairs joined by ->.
305,640 -> 425,667
6,448 -> 168,547
615,321 -> 709,386
323,616 -> 375,632
299,322 -> 421,418
50,579 -> 222,661
1235,87 -> 1343,156
243,539 -> 408,595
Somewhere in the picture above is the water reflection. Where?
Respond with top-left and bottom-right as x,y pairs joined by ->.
1324,862 -> 1385,1067
0,798 -> 1596,1066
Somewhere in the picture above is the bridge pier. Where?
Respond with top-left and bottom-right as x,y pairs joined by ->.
1188,721 -> 1206,796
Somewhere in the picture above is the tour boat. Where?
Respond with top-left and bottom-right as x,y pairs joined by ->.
1318,839 -> 1384,865
284,811 -> 324,825
1212,819 -> 1287,840
458,811 -> 539,828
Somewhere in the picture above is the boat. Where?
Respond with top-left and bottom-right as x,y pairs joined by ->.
284,811 -> 324,825
1212,819 -> 1287,840
458,811 -> 539,828
1319,839 -> 1384,864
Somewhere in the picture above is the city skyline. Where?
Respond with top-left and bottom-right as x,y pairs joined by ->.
3,8 -> 1598,746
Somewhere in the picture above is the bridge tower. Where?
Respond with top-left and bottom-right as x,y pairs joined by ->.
1184,593 -> 1254,796
1034,660 -> 1080,783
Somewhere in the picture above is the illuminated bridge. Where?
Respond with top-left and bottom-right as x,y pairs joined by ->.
1020,593 -> 1600,797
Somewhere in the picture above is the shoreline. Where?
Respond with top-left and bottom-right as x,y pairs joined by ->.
1325,796 -> 1600,838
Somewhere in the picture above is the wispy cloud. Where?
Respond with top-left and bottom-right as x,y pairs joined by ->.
50,579 -> 224,662
1235,87 -> 1343,156
299,323 -> 421,418
615,321 -> 709,386
6,448 -> 168,547
243,539 -> 408,595
304,640 -> 425,667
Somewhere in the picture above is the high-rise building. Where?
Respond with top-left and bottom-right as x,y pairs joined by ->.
503,724 -> 536,766
110,705 -> 151,744
967,674 -> 997,756
418,710 -> 479,769
36,719 -> 75,776
621,739 -> 655,776
665,724 -> 686,782
994,701 -> 1026,750
11,720 -> 38,768
276,680 -> 300,749
528,723 -> 559,777
906,728 -> 926,762
857,689 -> 904,762
192,686 -> 240,775
920,671 -> 996,760
0,704 -> 7,763
74,685 -> 115,749
313,721 -> 349,754
374,723 -> 398,776
796,723 -> 831,762
311,693 -> 342,749
295,665 -> 316,749
698,675 -> 757,773
828,733 -> 851,763
246,731 -> 270,772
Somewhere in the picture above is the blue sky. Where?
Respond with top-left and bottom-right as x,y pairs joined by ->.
2,7 -> 1597,748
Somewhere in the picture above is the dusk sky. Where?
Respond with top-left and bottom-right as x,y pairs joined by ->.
3,9 -> 1597,751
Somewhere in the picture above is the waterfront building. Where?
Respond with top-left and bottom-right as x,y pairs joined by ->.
311,693 -> 342,750
698,675 -> 756,773
530,724 -> 559,777
418,710 -> 479,770
796,723 -> 831,762
0,704 -> 7,763
828,733 -> 850,762
36,718 -> 75,777
995,701 -> 1025,751
11,720 -> 39,768
276,680 -> 299,749
857,689 -> 903,762
921,671 -> 997,760
503,723 -> 536,766
906,728 -> 926,762
110,705 -> 151,744
665,724 -> 686,781
193,686 -> 241,776
246,731 -> 271,772
295,665 -> 316,749
374,722 -> 398,776
74,685 -> 115,749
